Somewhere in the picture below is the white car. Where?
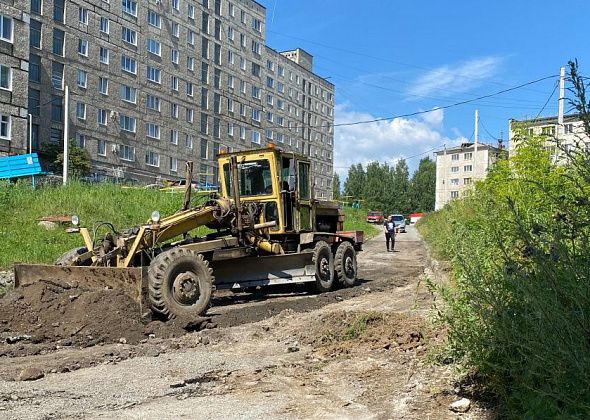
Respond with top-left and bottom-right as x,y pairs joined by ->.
391,214 -> 406,233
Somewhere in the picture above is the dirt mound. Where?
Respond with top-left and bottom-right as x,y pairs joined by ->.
0,279 -> 211,355
293,310 -> 437,356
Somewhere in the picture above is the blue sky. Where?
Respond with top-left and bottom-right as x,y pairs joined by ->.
260,0 -> 590,177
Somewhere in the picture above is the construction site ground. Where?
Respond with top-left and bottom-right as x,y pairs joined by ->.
0,227 -> 492,419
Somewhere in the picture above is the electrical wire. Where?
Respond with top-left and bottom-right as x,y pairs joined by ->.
534,80 -> 559,120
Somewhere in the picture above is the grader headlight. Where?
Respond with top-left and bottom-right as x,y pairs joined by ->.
71,215 -> 80,226
151,210 -> 161,224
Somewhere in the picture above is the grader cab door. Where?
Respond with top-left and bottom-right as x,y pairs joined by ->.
297,161 -> 312,230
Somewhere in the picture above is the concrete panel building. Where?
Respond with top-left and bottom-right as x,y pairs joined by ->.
0,0 -> 335,198
509,114 -> 588,162
434,142 -> 501,210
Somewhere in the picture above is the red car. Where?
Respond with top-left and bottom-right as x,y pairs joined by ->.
366,211 -> 384,224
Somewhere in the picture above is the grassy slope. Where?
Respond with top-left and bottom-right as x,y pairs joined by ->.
0,182 -> 380,270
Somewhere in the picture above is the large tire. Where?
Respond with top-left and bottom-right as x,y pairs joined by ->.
54,247 -> 88,266
148,248 -> 213,319
334,241 -> 357,287
313,241 -> 334,292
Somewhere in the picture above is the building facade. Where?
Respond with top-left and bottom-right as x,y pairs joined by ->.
0,0 -> 335,198
434,142 -> 501,210
509,114 -> 588,161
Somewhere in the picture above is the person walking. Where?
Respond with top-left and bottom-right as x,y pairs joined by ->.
383,215 -> 396,252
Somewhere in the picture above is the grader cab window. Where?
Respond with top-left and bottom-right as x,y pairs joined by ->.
223,159 -> 273,197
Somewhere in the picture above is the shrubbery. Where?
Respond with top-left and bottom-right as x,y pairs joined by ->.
419,132 -> 590,417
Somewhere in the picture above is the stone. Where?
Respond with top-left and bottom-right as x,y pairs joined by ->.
38,221 -> 57,230
17,367 -> 44,381
119,338 -> 127,344
287,346 -> 300,353
449,397 -> 471,413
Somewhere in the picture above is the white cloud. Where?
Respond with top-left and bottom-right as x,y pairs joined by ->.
407,56 -> 503,99
333,104 -> 467,181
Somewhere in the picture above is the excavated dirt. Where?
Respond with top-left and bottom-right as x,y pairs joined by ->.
0,279 -> 212,357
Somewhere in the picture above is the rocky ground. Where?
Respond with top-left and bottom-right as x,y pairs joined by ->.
0,226 -> 492,419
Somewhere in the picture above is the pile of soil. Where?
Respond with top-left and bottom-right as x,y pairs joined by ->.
0,279 -> 211,354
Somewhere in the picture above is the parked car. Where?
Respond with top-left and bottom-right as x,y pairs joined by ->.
391,214 -> 406,233
366,210 -> 384,224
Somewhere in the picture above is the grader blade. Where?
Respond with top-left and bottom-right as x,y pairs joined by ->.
13,264 -> 149,315
211,252 -> 315,290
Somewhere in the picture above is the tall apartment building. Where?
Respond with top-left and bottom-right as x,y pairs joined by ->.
0,0 -> 335,198
434,142 -> 501,210
509,114 -> 588,160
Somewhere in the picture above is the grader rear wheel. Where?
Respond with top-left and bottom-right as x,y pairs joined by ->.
312,241 -> 334,292
334,241 -> 357,287
148,248 -> 213,319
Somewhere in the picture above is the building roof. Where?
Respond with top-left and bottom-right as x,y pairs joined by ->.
509,113 -> 581,126
434,142 -> 502,155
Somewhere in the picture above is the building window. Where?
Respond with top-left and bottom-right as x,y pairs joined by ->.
200,138 -> 208,159
121,55 -> 137,74
29,88 -> 40,116
120,145 -> 135,161
464,165 -> 473,172
252,17 -> 262,32
146,66 -> 161,83
251,40 -> 260,55
186,81 -> 194,96
145,123 -> 160,139
171,76 -> 178,91
77,70 -> 88,89
451,153 -> 459,161
450,191 -> 459,199
0,115 -> 11,139
53,0 -> 65,23
171,49 -> 179,64
214,19 -> 221,39
50,128 -> 62,144
145,151 -> 160,167
31,0 -> 42,15
148,10 -> 161,28
30,20 -> 42,48
97,139 -> 107,156
122,0 -> 137,16
187,56 -> 194,71
29,54 -> 41,83
171,0 -> 179,11
171,22 -> 179,38
227,74 -> 234,89
213,68 -> 221,89
51,95 -> 63,122
213,117 -> 220,138
170,157 -> 178,172
541,126 -> 556,136
79,7 -> 88,24
100,17 -> 109,34
98,77 -> 108,95
188,4 -> 195,19
97,108 -> 108,125
0,65 -> 11,91
120,85 -> 136,103
76,102 -> 86,120
450,166 -> 459,173
146,95 -> 160,111
251,130 -> 260,144
266,76 -> 274,89
227,122 -> 234,136
76,133 -> 86,148
186,108 -> 194,123
188,30 -> 195,46
171,103 -> 178,118
201,62 -> 209,83
78,38 -> 88,56
464,178 -> 472,185
227,26 -> 234,41
450,178 -> 459,186
277,82 -> 284,93
239,126 -> 246,140
100,47 -> 109,64
265,129 -> 273,139
214,44 -> 221,64
185,134 -> 193,149
200,113 -> 208,134
227,97 -> 234,112
122,27 -> 137,45
51,61 -> 64,89
213,93 -> 220,113
119,115 -> 136,132
565,123 -> 574,134
201,87 -> 209,109
170,129 -> 178,145
147,38 -> 161,56
251,108 -> 260,122
464,152 -> 472,160
214,0 -> 221,14
53,28 -> 65,56
201,37 -> 209,58
201,12 -> 209,32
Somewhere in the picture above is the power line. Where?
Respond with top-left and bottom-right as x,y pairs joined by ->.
534,80 -> 559,119
330,74 -> 558,129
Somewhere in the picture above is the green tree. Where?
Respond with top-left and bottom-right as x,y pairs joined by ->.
409,157 -> 436,212
344,163 -> 366,201
332,173 -> 341,200
391,159 -> 410,214
363,161 -> 389,211
51,143 -> 92,178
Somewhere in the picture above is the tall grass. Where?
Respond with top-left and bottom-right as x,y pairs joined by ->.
419,135 -> 590,417
342,207 -> 380,239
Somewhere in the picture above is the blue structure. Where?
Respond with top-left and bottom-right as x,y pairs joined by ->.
0,153 -> 44,187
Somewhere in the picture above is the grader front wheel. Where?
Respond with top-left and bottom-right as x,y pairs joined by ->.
148,248 -> 213,319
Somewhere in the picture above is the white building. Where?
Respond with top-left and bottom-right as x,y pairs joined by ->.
434,142 -> 501,210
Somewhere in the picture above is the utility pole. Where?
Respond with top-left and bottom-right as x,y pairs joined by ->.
474,109 -> 479,180
557,66 -> 565,135
63,85 -> 69,185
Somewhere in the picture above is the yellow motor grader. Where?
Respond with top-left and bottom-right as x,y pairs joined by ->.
15,146 -> 363,319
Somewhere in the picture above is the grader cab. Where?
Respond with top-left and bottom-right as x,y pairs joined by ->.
15,147 -> 362,319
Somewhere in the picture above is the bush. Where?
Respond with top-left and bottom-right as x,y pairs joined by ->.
419,133 -> 590,417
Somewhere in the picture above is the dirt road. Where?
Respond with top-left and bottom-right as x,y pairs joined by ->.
0,227 -> 488,419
